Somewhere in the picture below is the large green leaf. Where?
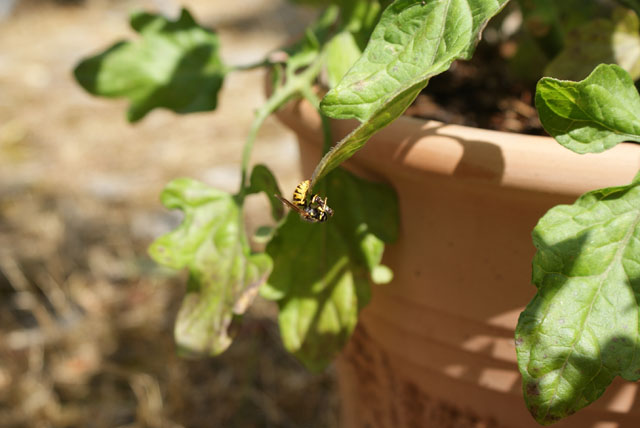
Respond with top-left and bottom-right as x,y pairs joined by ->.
516,176 -> 640,424
262,168 -> 397,371
321,0 -> 509,121
312,0 -> 509,185
536,64 -> 640,154
545,8 -> 640,81
74,9 -> 225,122
149,178 -> 271,356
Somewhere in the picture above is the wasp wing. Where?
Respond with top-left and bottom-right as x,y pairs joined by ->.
275,194 -> 308,217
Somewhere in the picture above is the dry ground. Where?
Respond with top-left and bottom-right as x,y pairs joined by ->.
0,1 -> 339,426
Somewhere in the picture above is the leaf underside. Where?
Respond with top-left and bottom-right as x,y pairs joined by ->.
149,178 -> 271,356
536,63 -> 640,154
516,178 -> 640,425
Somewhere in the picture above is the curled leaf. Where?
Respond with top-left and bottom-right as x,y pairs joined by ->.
149,178 -> 271,356
536,64 -> 640,153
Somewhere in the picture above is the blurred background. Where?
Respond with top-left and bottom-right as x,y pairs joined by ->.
0,0 -> 339,426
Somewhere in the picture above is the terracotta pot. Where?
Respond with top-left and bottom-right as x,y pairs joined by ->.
275,98 -> 640,427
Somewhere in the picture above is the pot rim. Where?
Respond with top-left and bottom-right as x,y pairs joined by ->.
276,97 -> 640,197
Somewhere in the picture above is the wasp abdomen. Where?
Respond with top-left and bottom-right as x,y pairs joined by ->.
292,179 -> 311,207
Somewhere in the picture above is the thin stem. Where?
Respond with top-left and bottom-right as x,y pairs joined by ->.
238,102 -> 276,197
237,54 -> 326,200
226,58 -> 271,73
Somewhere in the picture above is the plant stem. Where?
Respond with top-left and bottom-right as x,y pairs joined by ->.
237,54 -> 326,200
227,58 -> 272,73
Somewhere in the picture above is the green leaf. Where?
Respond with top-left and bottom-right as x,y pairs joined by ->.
312,0 -> 508,185
338,0 -> 386,49
545,8 -> 640,81
536,64 -> 640,154
516,179 -> 640,424
278,6 -> 340,72
253,226 -> 276,244
149,178 -> 271,356
74,8 -> 225,122
262,169 -> 397,370
321,0 -> 509,121
240,7 -> 340,193
516,0 -> 606,59
515,0 -> 562,58
246,164 -> 284,221
325,31 -> 363,88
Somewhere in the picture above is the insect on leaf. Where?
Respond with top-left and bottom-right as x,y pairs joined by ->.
262,168 -> 397,371
149,178 -> 271,356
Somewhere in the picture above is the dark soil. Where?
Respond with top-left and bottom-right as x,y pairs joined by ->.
406,41 -> 546,135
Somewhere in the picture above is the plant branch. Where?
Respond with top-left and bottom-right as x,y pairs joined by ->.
238,54 -> 326,199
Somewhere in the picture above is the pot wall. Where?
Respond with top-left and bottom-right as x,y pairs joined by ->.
277,99 -> 640,428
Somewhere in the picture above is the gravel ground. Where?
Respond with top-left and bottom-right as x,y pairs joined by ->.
0,1 -> 339,426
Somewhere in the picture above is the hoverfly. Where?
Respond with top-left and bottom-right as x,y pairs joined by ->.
275,179 -> 334,223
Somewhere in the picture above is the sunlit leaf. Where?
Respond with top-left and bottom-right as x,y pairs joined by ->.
149,178 -> 271,356
516,177 -> 640,424
262,168 -> 397,371
536,64 -> 640,154
74,9 -> 225,122
313,0 -> 509,185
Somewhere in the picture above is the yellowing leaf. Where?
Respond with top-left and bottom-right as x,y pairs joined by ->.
149,178 -> 271,356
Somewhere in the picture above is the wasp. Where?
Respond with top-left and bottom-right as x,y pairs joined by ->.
276,179 -> 334,223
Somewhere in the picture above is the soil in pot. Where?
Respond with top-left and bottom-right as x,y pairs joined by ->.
405,39 -> 544,136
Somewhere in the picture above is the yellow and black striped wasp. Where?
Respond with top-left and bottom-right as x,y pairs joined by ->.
275,179 -> 334,223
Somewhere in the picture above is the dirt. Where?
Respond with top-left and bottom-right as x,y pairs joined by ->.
406,41 -> 545,136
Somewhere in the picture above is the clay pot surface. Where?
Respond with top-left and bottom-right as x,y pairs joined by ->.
276,98 -> 640,427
